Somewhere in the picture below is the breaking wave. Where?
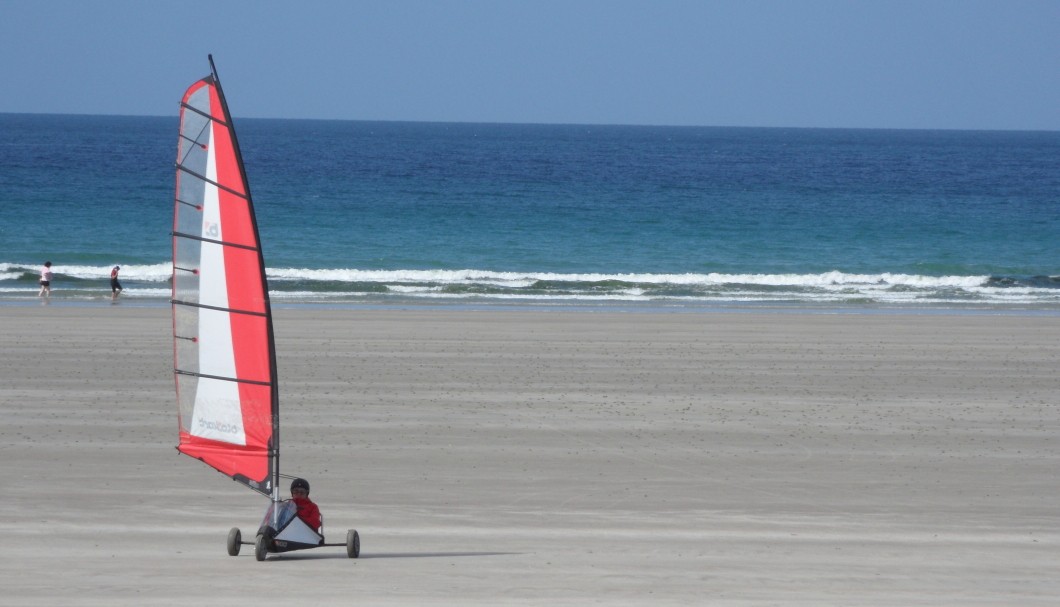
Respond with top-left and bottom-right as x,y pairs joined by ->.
4,262 -> 1054,306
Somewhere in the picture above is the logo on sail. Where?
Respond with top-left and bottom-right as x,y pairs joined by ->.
197,416 -> 241,435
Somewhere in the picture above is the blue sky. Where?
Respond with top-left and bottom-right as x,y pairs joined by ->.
2,0 -> 1057,129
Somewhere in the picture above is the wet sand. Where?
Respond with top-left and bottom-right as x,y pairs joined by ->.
1,305 -> 1057,605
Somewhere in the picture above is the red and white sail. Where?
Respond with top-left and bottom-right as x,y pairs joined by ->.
172,57 -> 278,497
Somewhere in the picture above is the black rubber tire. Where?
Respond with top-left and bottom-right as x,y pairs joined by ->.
227,527 -> 242,556
254,534 -> 268,561
346,529 -> 360,558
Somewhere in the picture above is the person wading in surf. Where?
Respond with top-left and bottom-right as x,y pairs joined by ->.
110,265 -> 123,300
39,261 -> 53,297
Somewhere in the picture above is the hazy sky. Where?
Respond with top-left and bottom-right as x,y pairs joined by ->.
2,0 -> 1057,129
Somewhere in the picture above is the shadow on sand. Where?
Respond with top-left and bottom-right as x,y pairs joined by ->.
260,551 -> 521,561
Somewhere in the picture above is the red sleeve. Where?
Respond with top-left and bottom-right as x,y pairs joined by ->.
303,503 -> 321,530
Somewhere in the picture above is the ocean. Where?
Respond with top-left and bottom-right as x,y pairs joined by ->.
1,113 -> 1058,309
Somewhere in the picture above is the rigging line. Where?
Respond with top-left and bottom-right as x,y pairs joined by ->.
173,265 -> 198,274
177,119 -> 212,167
179,100 -> 230,128
177,132 -> 207,158
172,298 -> 268,318
174,368 -> 272,387
175,163 -> 249,200
178,131 -> 207,148
171,230 -> 259,252
176,197 -> 202,210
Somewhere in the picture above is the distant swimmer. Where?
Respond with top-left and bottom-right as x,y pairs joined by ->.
110,265 -> 123,300
38,261 -> 53,297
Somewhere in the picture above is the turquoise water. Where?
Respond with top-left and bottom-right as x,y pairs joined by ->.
1,114 -> 1058,307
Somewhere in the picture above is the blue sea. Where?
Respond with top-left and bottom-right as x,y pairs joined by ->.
2,113 -> 1058,309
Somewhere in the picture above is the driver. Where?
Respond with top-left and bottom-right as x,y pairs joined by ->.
290,478 -> 322,530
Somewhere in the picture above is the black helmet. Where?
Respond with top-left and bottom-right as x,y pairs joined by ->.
291,478 -> 310,493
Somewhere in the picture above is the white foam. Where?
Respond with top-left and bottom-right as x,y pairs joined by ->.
1,261 -> 1055,306
261,267 -> 994,289
5,262 -> 175,281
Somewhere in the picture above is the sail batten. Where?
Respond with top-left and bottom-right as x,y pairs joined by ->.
172,299 -> 269,317
172,56 -> 279,499
179,100 -> 230,126
175,370 -> 273,387
172,230 -> 261,252
175,163 -> 251,199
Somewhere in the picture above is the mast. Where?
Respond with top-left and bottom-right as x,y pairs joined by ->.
206,55 -> 282,506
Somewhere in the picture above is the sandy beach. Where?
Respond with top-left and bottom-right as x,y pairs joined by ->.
1,304 -> 1057,605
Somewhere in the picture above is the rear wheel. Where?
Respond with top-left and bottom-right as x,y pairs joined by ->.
227,527 -> 242,556
254,534 -> 268,561
346,529 -> 360,558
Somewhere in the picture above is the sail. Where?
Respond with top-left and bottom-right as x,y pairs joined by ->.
172,57 -> 278,497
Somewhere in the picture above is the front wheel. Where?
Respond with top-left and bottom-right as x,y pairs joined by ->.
227,527 -> 242,556
254,534 -> 268,561
346,529 -> 360,558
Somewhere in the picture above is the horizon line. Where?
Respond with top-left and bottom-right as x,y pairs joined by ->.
1,111 -> 1056,134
